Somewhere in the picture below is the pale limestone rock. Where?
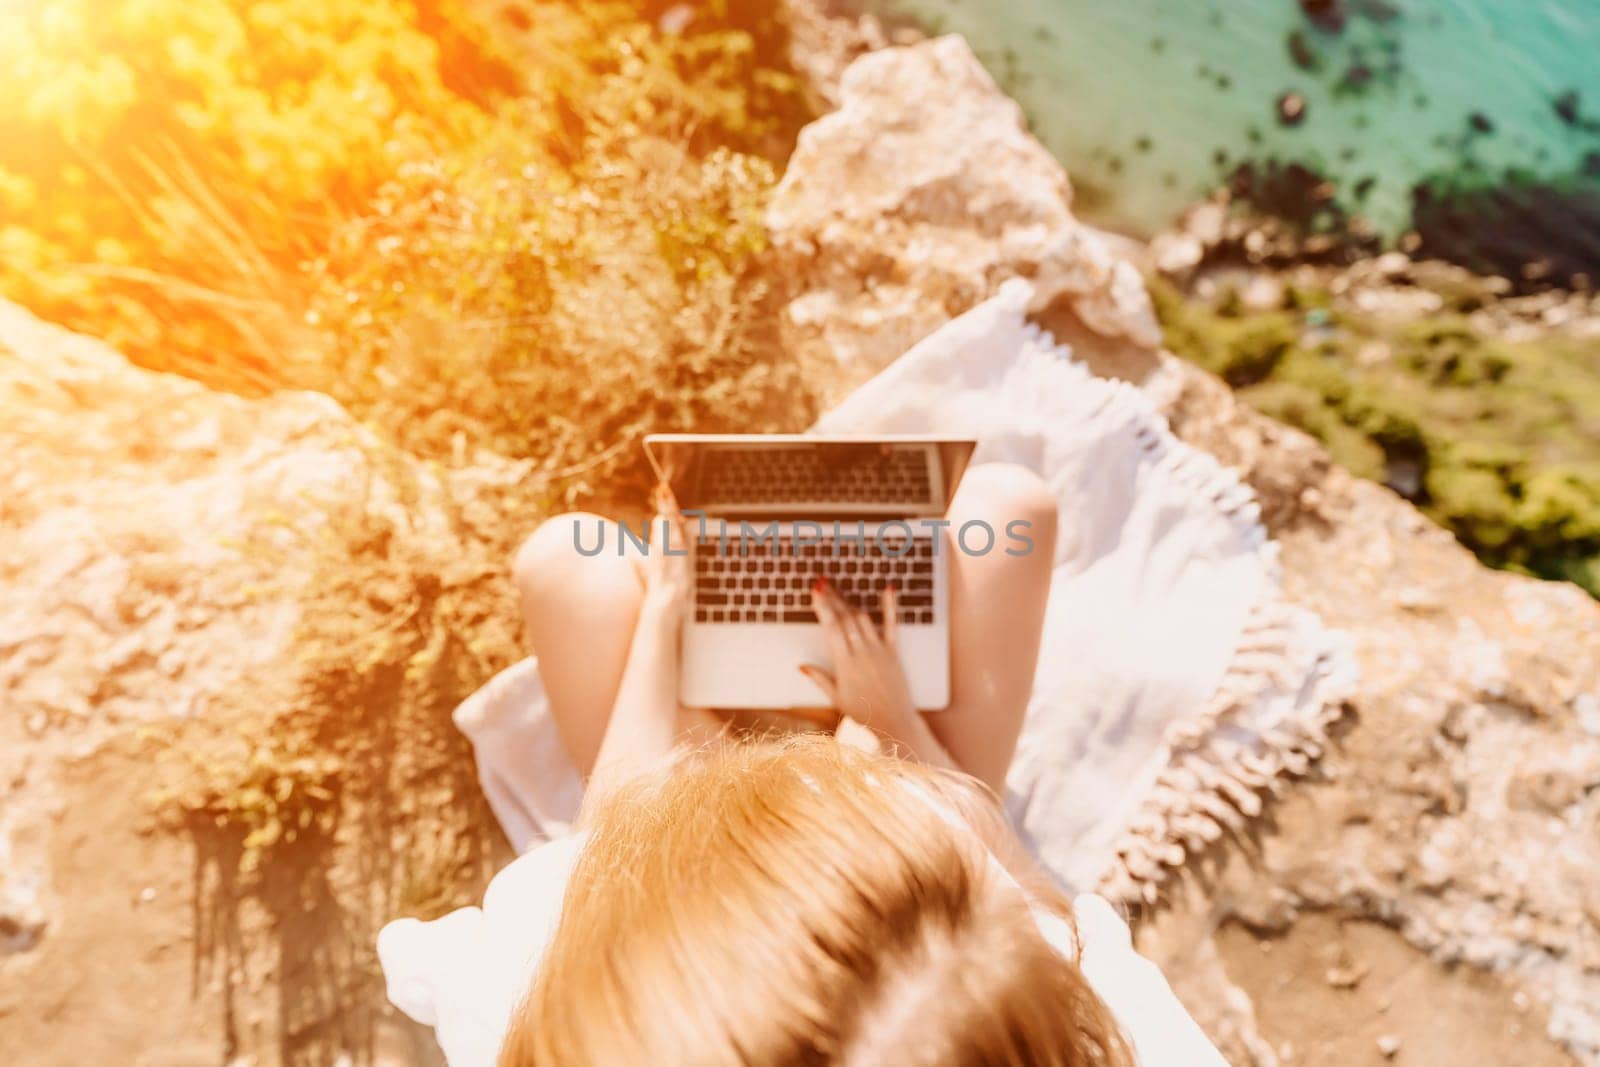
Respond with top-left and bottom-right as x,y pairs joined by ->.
767,34 -> 1160,400
779,0 -> 887,110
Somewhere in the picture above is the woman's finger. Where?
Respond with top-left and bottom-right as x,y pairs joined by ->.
653,481 -> 678,516
881,583 -> 899,648
648,482 -> 690,560
829,583 -> 876,648
667,510 -> 690,555
651,516 -> 676,558
812,578 -> 855,654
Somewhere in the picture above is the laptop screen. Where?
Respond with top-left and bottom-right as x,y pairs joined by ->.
644,436 -> 975,517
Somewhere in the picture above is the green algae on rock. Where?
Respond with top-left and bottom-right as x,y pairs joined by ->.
1150,273 -> 1600,595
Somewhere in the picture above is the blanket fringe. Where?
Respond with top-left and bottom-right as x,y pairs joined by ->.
1098,595 -> 1355,907
1016,316 -> 1357,909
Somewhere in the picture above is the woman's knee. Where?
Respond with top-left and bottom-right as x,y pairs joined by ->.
953,463 -> 1059,549
512,511 -> 623,606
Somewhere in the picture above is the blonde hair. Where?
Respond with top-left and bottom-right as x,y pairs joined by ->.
499,735 -> 1133,1066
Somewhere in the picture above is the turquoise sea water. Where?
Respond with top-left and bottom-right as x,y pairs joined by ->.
867,0 -> 1600,248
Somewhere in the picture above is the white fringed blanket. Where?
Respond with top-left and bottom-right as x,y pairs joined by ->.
452,278 -> 1356,904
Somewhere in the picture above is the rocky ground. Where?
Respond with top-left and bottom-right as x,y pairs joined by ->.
3,21 -> 1598,1067
0,300 -> 536,1063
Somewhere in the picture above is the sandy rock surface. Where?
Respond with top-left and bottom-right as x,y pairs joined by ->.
1156,371 -> 1600,1066
0,302 -> 528,1064
770,33 -> 1599,1067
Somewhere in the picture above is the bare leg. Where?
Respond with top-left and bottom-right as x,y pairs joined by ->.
512,512 -> 723,779
927,463 -> 1059,793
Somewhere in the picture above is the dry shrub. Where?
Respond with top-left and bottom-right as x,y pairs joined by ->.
148,443 -> 522,890
309,107 -> 812,502
142,467 -> 525,1052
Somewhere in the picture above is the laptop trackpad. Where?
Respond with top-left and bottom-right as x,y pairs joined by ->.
680,623 -> 949,712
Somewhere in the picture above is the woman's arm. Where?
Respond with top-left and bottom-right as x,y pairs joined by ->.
586,491 -> 693,806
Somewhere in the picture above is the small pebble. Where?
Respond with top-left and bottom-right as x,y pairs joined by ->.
1324,962 -> 1365,988
1288,30 -> 1318,71
1395,587 -> 1445,613
1299,0 -> 1347,31
1278,91 -> 1308,126
1553,89 -> 1580,126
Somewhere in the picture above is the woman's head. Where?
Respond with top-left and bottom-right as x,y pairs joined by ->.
500,735 -> 1131,1066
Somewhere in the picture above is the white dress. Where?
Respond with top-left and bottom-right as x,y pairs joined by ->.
378,832 -> 1230,1066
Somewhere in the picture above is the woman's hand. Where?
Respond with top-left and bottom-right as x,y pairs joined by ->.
800,579 -> 919,736
800,579 -> 959,773
640,484 -> 692,624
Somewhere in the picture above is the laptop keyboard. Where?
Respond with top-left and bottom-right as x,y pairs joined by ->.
693,532 -> 937,625
695,445 -> 933,507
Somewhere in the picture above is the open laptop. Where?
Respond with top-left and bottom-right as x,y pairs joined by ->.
644,434 -> 976,711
